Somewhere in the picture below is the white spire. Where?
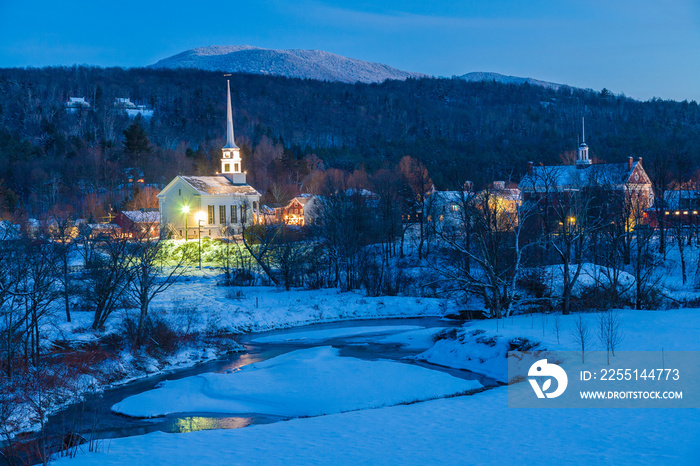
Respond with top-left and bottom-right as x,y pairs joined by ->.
576,116 -> 591,168
224,80 -> 238,149
220,79 -> 245,182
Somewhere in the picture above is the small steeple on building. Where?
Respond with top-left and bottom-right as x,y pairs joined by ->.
157,80 -> 261,238
576,117 -> 592,168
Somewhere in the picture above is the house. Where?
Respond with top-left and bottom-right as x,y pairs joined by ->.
426,182 -> 521,235
114,98 -> 154,118
280,195 -> 318,226
114,210 -> 160,238
65,97 -> 90,113
157,81 -> 261,239
83,223 -> 121,240
425,190 -> 468,233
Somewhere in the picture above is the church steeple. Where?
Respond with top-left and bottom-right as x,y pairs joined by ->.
576,117 -> 591,169
224,79 -> 237,150
220,80 -> 245,183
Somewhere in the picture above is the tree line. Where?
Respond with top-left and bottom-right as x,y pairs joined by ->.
1,66 -> 700,220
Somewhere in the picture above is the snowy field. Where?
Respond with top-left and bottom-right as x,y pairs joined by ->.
52,387 -> 698,466
52,275 -> 445,341
51,308 -> 700,465
415,309 -> 700,382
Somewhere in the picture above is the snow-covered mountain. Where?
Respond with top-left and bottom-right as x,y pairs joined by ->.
457,72 -> 564,91
150,45 -> 430,84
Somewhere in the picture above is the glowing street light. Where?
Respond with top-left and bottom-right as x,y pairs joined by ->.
182,205 -> 190,240
195,211 -> 207,269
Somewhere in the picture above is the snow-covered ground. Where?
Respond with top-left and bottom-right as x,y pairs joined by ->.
53,386 -> 698,466
415,309 -> 700,382
112,346 -> 479,418
51,308 -> 700,465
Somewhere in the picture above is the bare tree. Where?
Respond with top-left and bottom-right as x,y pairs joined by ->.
597,309 -> 624,364
128,233 -> 187,347
552,314 -> 563,344
269,226 -> 312,291
84,236 -> 134,330
217,227 -> 254,286
0,237 -> 26,380
571,314 -> 592,364
399,156 -> 432,260
525,166 -> 603,314
241,224 -> 281,286
47,208 -> 76,322
20,240 -> 58,367
432,184 -> 536,319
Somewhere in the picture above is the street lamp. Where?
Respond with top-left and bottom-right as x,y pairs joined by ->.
195,211 -> 207,269
182,205 -> 190,240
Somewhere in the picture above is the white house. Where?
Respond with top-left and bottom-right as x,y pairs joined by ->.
157,81 -> 261,238
65,97 -> 90,113
115,97 -> 154,118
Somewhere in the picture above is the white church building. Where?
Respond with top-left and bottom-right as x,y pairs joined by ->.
157,81 -> 261,238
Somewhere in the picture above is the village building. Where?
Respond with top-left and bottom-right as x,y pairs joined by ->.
114,209 -> 160,238
645,189 -> 700,227
519,121 -> 653,227
157,81 -> 261,239
65,97 -> 90,113
279,195 -> 319,226
426,182 -> 521,235
114,97 -> 154,118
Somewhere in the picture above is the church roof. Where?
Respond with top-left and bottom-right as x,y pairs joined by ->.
180,176 -> 260,196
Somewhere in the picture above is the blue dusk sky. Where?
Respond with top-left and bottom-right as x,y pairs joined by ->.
1,0 -> 698,102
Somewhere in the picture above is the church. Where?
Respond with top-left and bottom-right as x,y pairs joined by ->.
519,119 -> 653,208
157,81 -> 261,238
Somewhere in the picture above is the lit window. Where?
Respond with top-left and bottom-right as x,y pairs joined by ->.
224,163 -> 230,172
208,205 -> 214,224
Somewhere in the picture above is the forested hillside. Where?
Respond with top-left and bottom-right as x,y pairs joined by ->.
1,66 -> 699,218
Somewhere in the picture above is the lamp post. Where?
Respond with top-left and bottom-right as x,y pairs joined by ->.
182,205 -> 190,240
195,211 -> 207,270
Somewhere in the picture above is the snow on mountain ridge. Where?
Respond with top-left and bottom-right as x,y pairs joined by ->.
150,45 -> 430,84
458,72 -> 564,90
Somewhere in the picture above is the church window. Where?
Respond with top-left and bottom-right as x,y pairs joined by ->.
208,205 -> 214,224
234,163 -> 239,172
220,205 -> 226,224
224,163 -> 230,172
178,189 -> 181,196
231,205 -> 238,223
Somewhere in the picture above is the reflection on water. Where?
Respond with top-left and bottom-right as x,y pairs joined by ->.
168,416 -> 253,433
218,352 -> 266,372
